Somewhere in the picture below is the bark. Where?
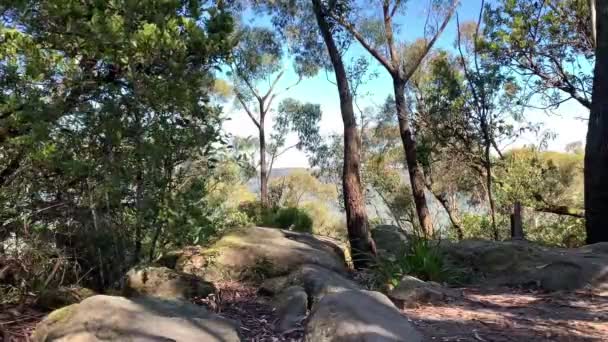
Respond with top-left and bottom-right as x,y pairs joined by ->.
393,79 -> 434,237
133,168 -> 143,263
510,201 -> 524,240
585,0 -> 608,244
433,190 -> 464,240
259,100 -> 269,208
535,205 -> 585,218
312,0 -> 376,268
484,139 -> 499,240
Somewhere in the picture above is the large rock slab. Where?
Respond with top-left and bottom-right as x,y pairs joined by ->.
33,295 -> 240,342
304,289 -> 422,342
164,227 -> 347,283
124,266 -> 215,301
372,225 -> 408,257
440,240 -> 608,292
388,276 -> 447,308
273,286 -> 308,333
285,264 -> 359,303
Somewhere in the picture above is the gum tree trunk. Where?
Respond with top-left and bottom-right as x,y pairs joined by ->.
312,0 -> 376,268
585,0 -> 608,244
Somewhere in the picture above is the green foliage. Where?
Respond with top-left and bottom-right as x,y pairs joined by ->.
0,0 -> 235,291
369,239 -> 455,290
238,201 -> 313,233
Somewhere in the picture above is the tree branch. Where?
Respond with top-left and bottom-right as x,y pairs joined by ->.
235,92 -> 260,129
328,13 -> 395,74
403,0 -> 460,82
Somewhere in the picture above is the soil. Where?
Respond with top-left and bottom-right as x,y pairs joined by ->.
2,285 -> 606,341
403,287 -> 608,342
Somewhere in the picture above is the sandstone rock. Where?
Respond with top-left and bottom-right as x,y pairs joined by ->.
33,295 -> 240,342
259,275 -> 290,295
439,239 -> 608,292
285,264 -> 359,303
388,275 -> 446,308
37,286 -> 96,310
372,225 -> 408,257
273,286 -> 308,333
171,227 -> 347,283
305,289 -> 422,342
538,261 -> 586,291
124,266 -> 215,301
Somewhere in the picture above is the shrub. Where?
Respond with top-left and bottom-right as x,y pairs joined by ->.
368,238 -> 457,290
238,201 -> 313,233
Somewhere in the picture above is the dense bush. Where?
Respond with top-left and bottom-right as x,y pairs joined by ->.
238,201 -> 313,233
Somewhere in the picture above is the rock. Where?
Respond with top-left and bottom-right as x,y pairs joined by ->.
304,289 -> 422,342
37,286 -> 96,310
538,261 -> 585,291
33,295 -> 240,342
259,275 -> 290,295
388,276 -> 446,308
439,239 -> 608,292
273,286 -> 308,333
285,264 -> 359,303
172,227 -> 347,283
371,225 -> 408,257
124,266 -> 215,301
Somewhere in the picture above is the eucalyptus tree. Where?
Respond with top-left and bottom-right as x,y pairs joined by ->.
253,0 -> 377,267
484,0 -> 595,110
326,0 -> 460,237
230,26 -> 305,207
585,0 -> 608,243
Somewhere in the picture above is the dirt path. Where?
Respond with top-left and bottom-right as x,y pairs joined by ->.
2,285 -> 606,341
404,287 -> 608,342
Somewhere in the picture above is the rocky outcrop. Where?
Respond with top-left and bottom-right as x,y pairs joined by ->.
162,227 -> 348,283
273,286 -> 308,333
371,225 -> 408,257
440,240 -> 608,293
37,286 -> 96,310
124,266 -> 215,301
33,295 -> 240,342
388,275 -> 447,308
304,289 -> 422,342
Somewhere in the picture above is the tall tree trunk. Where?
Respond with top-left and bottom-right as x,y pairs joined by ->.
312,0 -> 375,268
585,0 -> 608,244
484,141 -> 498,240
433,190 -> 464,240
393,79 -> 433,237
259,103 -> 269,208
134,168 -> 143,263
510,201 -> 524,240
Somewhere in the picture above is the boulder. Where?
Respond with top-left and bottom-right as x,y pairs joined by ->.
37,286 -> 96,310
371,225 -> 408,257
304,289 -> 422,342
285,264 -> 359,303
273,286 -> 308,333
388,276 -> 446,308
33,295 -> 240,342
124,266 -> 215,301
168,227 -> 347,283
439,239 -> 608,292
259,275 -> 290,296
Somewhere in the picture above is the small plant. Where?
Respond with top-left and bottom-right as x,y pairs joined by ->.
368,238 -> 459,291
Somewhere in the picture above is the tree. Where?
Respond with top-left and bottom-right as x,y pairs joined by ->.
310,0 -> 376,266
0,0 -> 234,287
229,26 -> 303,207
585,0 -> 608,243
484,0 -> 594,110
253,0 -> 377,267
327,0 -> 460,237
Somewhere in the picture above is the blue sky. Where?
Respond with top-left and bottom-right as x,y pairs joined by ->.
223,0 -> 589,168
